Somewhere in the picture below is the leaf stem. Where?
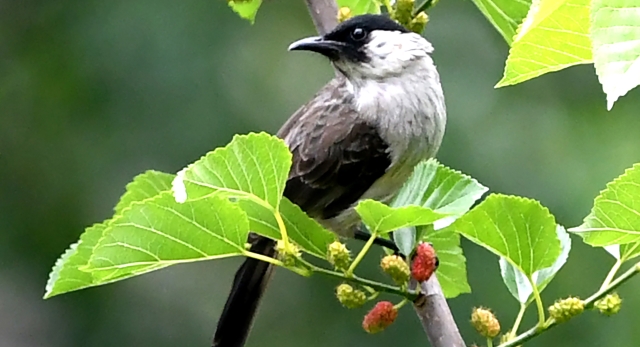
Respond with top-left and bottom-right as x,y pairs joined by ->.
228,191 -> 293,252
394,298 -> 410,310
273,210 -> 292,252
244,250 -> 284,267
413,0 -> 436,15
302,259 -> 417,299
600,259 -> 622,290
346,232 -> 378,276
499,262 -> 640,347
528,275 -> 546,328
508,303 -> 527,339
382,0 -> 394,14
584,261 -> 639,308
487,337 -> 494,347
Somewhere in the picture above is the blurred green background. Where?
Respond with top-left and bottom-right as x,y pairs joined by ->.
2,0 -> 639,346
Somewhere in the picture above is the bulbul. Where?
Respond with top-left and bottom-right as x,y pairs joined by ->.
213,14 -> 446,347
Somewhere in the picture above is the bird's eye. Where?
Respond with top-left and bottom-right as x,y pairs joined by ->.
351,27 -> 367,41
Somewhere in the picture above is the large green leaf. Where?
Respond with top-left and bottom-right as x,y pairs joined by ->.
591,0 -> 640,110
496,0 -> 592,87
114,170 -> 174,214
44,223 -> 107,298
173,132 -> 290,208
85,192 -> 249,282
470,0 -> 531,44
391,159 -> 488,226
389,160 -> 485,297
499,225 -> 571,303
337,0 -> 381,15
451,194 -> 560,276
172,132 -> 333,256
356,200 -> 449,235
422,225 -> 470,298
391,159 -> 488,253
46,170 -> 177,298
228,0 -> 263,24
570,164 -> 640,247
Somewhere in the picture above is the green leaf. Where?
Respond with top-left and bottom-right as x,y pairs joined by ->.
451,194 -> 560,276
394,226 -> 417,256
85,192 -> 250,283
422,225 -> 470,298
570,164 -> 640,247
620,243 -> 640,262
470,0 -> 531,44
238,198 -> 335,259
337,0 -> 381,15
591,0 -> 640,110
388,160 -> 483,296
499,225 -> 571,303
495,0 -> 592,88
356,200 -> 449,235
172,132 -> 333,256
602,242 -> 640,263
46,170 -> 176,297
173,132 -> 290,208
114,170 -> 174,214
228,0 -> 263,24
44,223 -> 107,298
391,159 -> 488,226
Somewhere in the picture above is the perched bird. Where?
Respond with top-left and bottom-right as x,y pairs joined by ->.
213,14 -> 446,347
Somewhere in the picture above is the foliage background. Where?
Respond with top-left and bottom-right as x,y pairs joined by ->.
1,0 -> 639,346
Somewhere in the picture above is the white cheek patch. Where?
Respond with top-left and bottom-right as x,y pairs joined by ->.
368,36 -> 396,59
350,30 -> 435,79
367,31 -> 430,61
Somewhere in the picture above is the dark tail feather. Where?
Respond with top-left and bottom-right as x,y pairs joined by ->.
213,236 -> 276,347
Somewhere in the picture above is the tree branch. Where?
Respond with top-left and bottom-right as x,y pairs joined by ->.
304,0 -> 338,35
411,276 -> 466,347
498,261 -> 640,347
300,2 -> 465,346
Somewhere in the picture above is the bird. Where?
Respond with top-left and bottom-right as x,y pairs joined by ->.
213,14 -> 446,347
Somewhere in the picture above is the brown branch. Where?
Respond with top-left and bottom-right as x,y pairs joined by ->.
412,276 -> 466,347
303,0 -> 338,35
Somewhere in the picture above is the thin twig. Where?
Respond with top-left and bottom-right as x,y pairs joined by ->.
498,262 -> 640,347
300,258 -> 418,299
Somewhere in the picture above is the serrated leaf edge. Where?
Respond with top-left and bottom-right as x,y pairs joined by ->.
569,163 -> 640,234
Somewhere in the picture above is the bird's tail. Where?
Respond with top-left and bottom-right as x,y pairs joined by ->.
213,236 -> 276,347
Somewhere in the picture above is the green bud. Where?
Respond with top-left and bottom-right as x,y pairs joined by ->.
380,255 -> 410,284
548,297 -> 584,323
408,12 -> 429,34
327,241 -> 351,270
594,292 -> 622,316
393,0 -> 414,27
337,7 -> 352,23
336,283 -> 367,308
276,240 -> 300,267
471,307 -> 500,338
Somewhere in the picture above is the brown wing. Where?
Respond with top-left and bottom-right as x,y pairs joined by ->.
278,78 -> 391,220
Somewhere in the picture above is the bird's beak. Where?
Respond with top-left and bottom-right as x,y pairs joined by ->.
288,36 -> 344,60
